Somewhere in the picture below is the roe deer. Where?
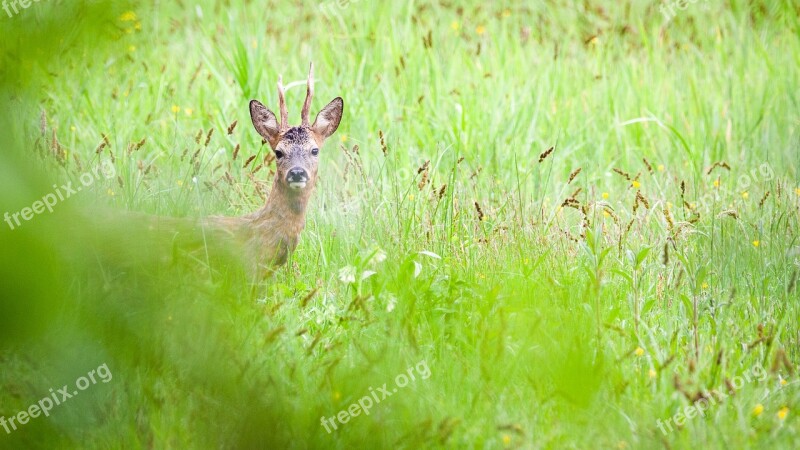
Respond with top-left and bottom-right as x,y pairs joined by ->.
204,63 -> 343,275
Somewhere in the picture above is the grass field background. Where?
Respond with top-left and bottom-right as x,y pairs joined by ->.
1,0 -> 799,448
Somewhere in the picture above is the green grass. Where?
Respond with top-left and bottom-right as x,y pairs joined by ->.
1,0 -> 799,448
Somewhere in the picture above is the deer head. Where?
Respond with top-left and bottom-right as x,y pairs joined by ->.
248,63 -> 343,194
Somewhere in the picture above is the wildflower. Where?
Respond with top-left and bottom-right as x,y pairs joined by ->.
648,369 -> 657,378
408,194 -> 415,201
603,211 -> 610,217
666,202 -> 673,209
502,9 -> 511,18
657,164 -> 665,172
781,379 -> 788,386
523,258 -> 530,265
184,108 -> 193,116
134,22 -> 142,31
476,25 -> 486,35
502,434 -> 511,446
795,187 -> 800,196
338,266 -> 357,284
742,191 -> 749,199
753,404 -> 764,416
634,347 -> 645,357
778,407 -> 789,420
171,105 -> 181,113
177,180 -> 184,187
602,192 -> 609,199
713,179 -> 720,188
340,134 -> 347,142
752,240 -> 760,248
701,282 -> 709,290
119,11 -> 137,22
450,21 -> 460,31
251,39 -> 258,49
107,189 -> 115,197
632,180 -> 641,189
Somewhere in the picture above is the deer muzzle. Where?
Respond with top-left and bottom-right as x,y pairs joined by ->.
286,167 -> 309,190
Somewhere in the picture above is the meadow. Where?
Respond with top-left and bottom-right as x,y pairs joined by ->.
1,0 -> 799,448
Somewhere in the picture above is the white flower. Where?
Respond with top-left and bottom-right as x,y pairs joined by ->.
370,250 -> 387,265
338,266 -> 356,284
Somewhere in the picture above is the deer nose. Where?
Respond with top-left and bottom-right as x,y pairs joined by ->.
287,168 -> 309,183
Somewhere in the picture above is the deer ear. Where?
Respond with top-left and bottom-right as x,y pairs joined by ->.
249,100 -> 281,148
311,97 -> 343,142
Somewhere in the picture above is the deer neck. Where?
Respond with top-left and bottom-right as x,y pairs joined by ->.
252,177 -> 314,236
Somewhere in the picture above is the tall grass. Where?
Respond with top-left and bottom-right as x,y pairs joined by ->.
1,0 -> 799,448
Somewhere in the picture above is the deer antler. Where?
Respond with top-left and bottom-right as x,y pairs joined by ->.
277,74 -> 289,133
301,62 -> 314,128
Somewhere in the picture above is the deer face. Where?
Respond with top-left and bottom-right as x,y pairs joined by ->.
249,64 -> 343,193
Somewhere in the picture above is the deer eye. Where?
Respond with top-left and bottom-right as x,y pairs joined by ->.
274,150 -> 285,159
311,148 -> 319,156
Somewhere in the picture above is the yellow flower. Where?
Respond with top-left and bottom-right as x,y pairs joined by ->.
634,347 -> 645,357
176,180 -> 184,187
128,45 -> 136,52
657,164 -> 665,172
752,240 -> 760,248
648,369 -> 657,378
134,22 -> 142,31
602,192 -> 609,199
632,180 -> 641,189
184,108 -> 193,116
408,194 -> 415,201
753,404 -> 764,416
603,211 -> 610,217
70,126 -> 76,132
742,191 -> 749,199
795,187 -> 800,196
502,434 -> 511,445
713,179 -> 720,188
701,282 -> 709,290
450,21 -> 460,31
666,202 -> 673,209
107,189 -> 115,197
119,11 -> 137,22
171,105 -> 181,113
340,134 -> 347,142
476,25 -> 486,35
251,39 -> 258,49
781,379 -> 788,386
777,406 -> 789,420
502,9 -> 511,18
